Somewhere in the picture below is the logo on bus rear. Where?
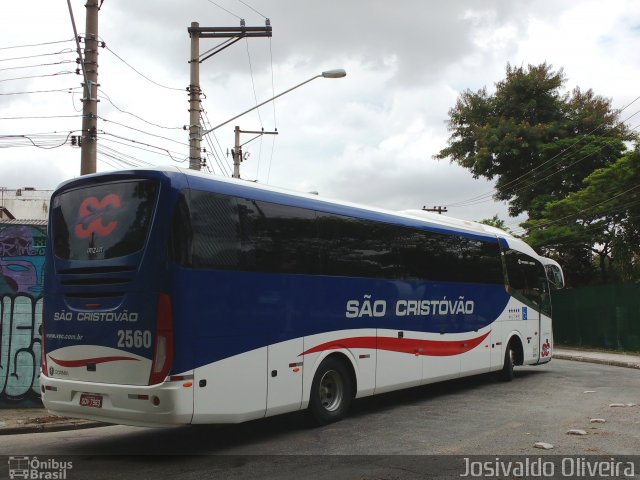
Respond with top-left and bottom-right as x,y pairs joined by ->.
74,194 -> 122,239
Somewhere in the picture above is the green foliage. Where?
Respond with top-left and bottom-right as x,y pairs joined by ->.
437,62 -> 638,285
478,214 -> 509,232
524,150 -> 640,285
436,63 -> 633,217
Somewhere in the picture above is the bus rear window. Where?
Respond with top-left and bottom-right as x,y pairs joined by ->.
52,180 -> 158,260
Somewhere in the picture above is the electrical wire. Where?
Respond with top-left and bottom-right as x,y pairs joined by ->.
0,48 -> 75,62
0,71 -> 76,83
0,87 -> 80,96
103,44 -> 185,92
206,0 -> 243,20
447,118 -> 640,210
97,115 -> 189,146
512,187 -> 640,235
200,109 -> 232,175
238,0 -> 267,18
0,132 -> 75,149
98,89 -> 183,130
99,131 -> 188,163
0,38 -> 74,50
0,114 -> 83,121
446,95 -> 640,208
0,59 -> 76,72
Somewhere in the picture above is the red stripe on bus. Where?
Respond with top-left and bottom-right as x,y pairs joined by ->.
49,356 -> 140,368
300,331 -> 491,357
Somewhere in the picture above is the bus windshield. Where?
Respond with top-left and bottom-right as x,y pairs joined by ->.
52,180 -> 158,261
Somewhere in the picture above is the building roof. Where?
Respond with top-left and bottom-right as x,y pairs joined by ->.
0,218 -> 47,226
0,206 -> 15,220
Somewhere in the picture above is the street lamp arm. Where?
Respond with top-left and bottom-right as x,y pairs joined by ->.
202,69 -> 345,137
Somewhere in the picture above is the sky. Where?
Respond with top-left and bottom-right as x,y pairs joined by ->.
1,0 -> 639,230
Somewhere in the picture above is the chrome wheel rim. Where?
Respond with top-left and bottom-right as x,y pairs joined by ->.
319,369 -> 344,412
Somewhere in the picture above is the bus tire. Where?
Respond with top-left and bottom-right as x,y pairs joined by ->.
500,343 -> 515,382
308,357 -> 353,426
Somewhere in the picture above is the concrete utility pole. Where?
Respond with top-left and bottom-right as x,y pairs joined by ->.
188,22 -> 202,171
80,0 -> 100,175
232,126 -> 278,179
187,20 -> 272,171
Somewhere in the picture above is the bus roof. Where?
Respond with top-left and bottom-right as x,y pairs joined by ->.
55,166 -> 540,256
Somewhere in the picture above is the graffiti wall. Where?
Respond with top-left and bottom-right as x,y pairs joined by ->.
0,223 -> 46,407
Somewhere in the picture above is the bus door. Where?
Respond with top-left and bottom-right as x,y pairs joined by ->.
504,250 -> 549,363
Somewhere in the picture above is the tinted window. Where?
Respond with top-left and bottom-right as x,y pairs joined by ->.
52,180 -> 158,260
172,189 -> 505,285
397,229 -> 503,284
238,199 -> 319,274
317,213 -> 398,278
505,250 -> 550,315
189,190 -> 240,269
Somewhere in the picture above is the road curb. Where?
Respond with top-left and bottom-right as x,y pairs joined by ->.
0,420 -> 107,436
553,353 -> 640,370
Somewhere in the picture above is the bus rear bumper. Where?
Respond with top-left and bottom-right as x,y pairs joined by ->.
39,374 -> 194,427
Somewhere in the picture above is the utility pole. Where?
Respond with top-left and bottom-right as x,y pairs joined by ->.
232,126 -> 278,179
188,22 -> 202,171
187,20 -> 272,171
80,0 -> 100,175
422,206 -> 449,214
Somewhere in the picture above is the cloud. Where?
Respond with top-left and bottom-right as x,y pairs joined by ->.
1,0 -> 638,231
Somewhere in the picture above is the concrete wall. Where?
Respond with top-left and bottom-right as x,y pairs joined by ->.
0,223 -> 46,407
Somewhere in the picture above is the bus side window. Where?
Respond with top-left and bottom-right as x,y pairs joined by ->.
316,213 -> 398,279
189,190 -> 241,269
238,199 -> 319,274
169,192 -> 193,266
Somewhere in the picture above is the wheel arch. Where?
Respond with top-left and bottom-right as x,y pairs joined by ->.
302,349 -> 359,408
505,332 -> 525,366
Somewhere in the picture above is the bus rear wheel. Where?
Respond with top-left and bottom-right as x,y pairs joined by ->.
308,357 -> 353,425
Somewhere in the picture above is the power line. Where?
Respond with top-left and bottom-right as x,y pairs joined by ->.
99,131 -> 188,162
448,116 -> 640,209
0,38 -> 74,51
200,109 -> 232,176
0,48 -> 75,63
0,86 -> 81,96
206,0 -> 243,20
0,59 -> 76,72
103,44 -> 185,92
0,114 -> 83,121
97,115 -> 189,146
98,89 -> 183,130
447,96 -> 640,208
511,192 -> 640,237
238,0 -> 268,18
0,132 -> 75,149
0,71 -> 76,83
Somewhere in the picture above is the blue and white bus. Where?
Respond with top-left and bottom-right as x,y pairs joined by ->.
40,167 -> 563,427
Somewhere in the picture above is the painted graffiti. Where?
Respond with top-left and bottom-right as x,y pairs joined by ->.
0,224 -> 46,404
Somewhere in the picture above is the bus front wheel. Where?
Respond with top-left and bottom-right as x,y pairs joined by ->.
308,357 -> 353,425
500,343 -> 515,382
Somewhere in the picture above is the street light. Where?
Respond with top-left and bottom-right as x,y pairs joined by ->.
201,68 -> 347,136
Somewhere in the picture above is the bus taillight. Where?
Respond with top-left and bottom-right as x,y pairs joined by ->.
149,293 -> 174,385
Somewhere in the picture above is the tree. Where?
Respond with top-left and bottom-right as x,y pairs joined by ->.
435,63 -> 634,218
523,149 -> 640,284
478,214 -> 510,233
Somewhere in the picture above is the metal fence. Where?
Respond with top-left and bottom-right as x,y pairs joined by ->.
551,283 -> 640,351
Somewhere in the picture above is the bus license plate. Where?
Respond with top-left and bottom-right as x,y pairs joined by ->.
79,393 -> 103,408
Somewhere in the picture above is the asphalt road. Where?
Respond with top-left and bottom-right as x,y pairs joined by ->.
2,359 -> 639,479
